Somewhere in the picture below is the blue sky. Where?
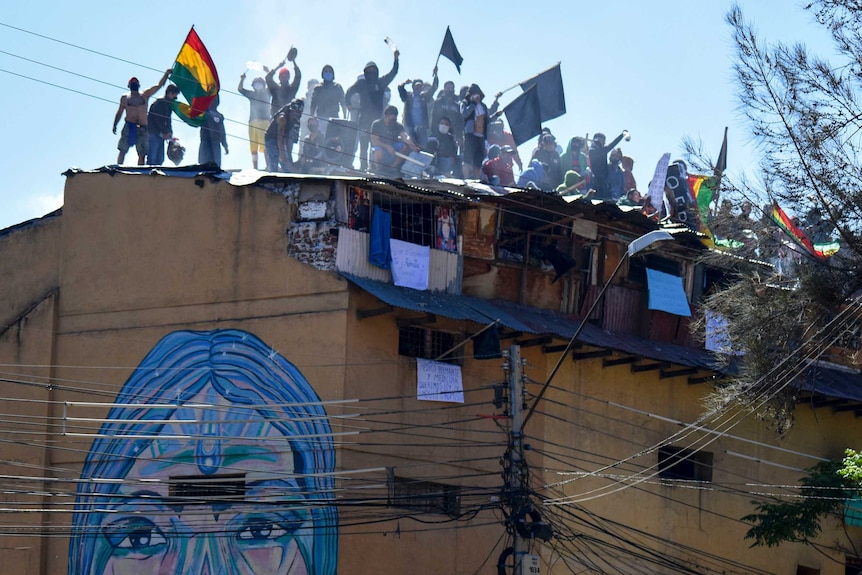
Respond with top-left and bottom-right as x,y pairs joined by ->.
0,0 -> 834,230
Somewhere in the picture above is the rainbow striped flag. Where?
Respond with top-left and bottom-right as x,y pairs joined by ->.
169,28 -> 220,127
687,174 -> 716,248
770,201 -> 828,260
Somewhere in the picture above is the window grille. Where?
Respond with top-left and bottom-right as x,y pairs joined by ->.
374,193 -> 436,247
398,326 -> 462,365
389,476 -> 461,516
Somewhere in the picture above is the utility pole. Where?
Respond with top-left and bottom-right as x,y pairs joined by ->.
507,344 -> 529,575
499,345 -> 550,575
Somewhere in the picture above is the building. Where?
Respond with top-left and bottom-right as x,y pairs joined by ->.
1,166 -> 860,575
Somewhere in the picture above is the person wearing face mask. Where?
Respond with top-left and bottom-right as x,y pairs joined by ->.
112,69 -> 171,165
432,81 -> 464,150
345,51 -> 400,170
238,73 -> 272,170
311,65 -> 347,137
431,116 -> 458,176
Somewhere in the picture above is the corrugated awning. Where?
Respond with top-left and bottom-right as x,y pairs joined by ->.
341,273 -> 721,372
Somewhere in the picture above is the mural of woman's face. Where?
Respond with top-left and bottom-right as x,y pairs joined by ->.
94,396 -> 310,575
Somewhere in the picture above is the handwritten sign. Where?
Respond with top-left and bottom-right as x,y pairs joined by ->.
416,358 -> 464,403
646,268 -> 691,317
390,239 -> 430,290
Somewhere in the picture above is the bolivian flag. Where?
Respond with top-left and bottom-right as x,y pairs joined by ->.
771,201 -> 830,260
687,174 -> 716,248
169,27 -> 219,127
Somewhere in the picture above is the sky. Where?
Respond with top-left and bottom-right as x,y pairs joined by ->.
0,0 -> 837,231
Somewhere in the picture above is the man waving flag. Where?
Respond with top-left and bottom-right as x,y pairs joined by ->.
170,27 -> 220,127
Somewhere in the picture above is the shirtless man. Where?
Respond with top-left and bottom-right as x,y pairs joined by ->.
112,69 -> 171,165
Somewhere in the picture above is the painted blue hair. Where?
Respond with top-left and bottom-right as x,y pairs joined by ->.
68,329 -> 338,575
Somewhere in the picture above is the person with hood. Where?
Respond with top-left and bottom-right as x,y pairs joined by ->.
264,49 -> 301,118
198,96 -> 228,167
265,98 -> 304,173
238,73 -> 272,169
397,68 -> 439,147
560,136 -> 590,189
517,159 -> 545,189
607,147 -> 625,201
310,64 -> 347,136
346,52 -> 400,170
460,83 -> 500,179
555,170 -> 586,195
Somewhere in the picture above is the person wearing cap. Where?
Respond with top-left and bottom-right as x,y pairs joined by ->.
345,51 -> 400,170
532,133 -> 563,190
112,69 -> 171,165
482,145 -> 516,186
460,84 -> 500,179
238,73 -> 272,170
146,84 -> 180,165
264,50 -> 301,119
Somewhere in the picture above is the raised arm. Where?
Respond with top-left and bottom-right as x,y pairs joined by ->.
380,51 -> 400,87
142,69 -> 171,99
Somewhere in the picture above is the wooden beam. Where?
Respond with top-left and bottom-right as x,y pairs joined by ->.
688,375 -> 717,385
602,356 -> 639,368
572,349 -> 614,360
542,344 -> 571,354
811,397 -> 849,409
499,331 -> 524,341
832,403 -> 862,413
630,362 -> 667,373
356,304 -> 394,320
516,336 -> 553,348
660,367 -> 698,379
396,314 -> 437,328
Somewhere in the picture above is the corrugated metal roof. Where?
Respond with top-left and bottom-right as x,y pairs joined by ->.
342,273 -> 720,372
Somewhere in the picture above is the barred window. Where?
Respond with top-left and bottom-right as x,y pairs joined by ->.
398,326 -> 461,365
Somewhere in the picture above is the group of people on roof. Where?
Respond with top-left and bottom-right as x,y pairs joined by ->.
113,46 -> 664,224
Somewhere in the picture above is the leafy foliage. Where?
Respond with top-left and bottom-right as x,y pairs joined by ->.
743,460 -> 853,547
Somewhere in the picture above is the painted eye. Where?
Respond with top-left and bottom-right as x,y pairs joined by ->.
237,520 -> 288,541
103,518 -> 167,552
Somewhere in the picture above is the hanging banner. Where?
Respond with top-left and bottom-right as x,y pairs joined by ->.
417,358 -> 464,403
390,239 -> 430,290
646,268 -> 691,317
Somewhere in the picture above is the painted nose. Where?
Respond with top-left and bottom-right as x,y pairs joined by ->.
172,533 -> 228,575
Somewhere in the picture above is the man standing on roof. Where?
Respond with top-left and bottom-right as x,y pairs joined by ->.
345,52 -> 400,171
112,69 -> 171,165
265,49 -> 301,119
146,84 -> 179,165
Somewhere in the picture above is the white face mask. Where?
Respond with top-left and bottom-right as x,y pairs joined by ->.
438,124 -> 450,134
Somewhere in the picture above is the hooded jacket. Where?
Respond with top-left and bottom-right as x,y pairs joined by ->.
517,159 -> 545,189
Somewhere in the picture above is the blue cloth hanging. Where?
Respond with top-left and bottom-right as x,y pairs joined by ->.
369,205 -> 391,269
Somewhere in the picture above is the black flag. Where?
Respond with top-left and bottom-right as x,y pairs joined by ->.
439,26 -> 463,73
518,63 -> 566,122
504,85 -> 542,146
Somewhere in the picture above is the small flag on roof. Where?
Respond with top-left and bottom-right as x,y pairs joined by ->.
170,27 -> 220,127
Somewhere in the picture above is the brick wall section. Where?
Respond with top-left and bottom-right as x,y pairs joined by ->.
287,221 -> 338,271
